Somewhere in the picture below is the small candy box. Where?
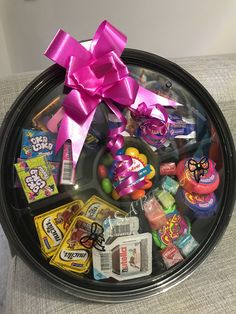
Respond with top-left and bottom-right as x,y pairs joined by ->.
161,176 -> 179,195
20,129 -> 61,162
50,216 -> 99,273
160,245 -> 184,269
93,233 -> 152,281
14,156 -> 58,203
15,158 -> 60,187
79,195 -> 126,224
143,197 -> 167,230
174,234 -> 199,257
34,200 -> 84,258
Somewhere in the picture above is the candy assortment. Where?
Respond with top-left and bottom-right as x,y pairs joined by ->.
98,146 -> 155,201
13,64 -> 222,282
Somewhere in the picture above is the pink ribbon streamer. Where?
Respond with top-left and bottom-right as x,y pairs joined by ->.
44,20 -> 182,196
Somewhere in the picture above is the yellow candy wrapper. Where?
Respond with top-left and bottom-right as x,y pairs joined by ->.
34,200 -> 84,258
50,196 -> 126,273
79,195 -> 127,223
50,216 -> 95,273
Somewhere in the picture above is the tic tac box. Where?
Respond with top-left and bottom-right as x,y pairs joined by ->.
20,129 -> 61,162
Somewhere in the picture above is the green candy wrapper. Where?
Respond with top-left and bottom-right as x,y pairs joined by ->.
14,155 -> 58,203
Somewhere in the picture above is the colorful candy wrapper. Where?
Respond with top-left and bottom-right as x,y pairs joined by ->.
174,233 -> 199,257
20,129 -> 61,162
14,156 -> 58,203
155,189 -> 176,214
15,158 -> 60,187
167,114 -> 196,139
50,216 -> 98,273
160,244 -> 184,269
79,195 -> 126,224
143,197 -> 167,230
162,176 -> 179,195
34,200 -> 84,258
93,233 -> 152,281
153,211 -> 190,249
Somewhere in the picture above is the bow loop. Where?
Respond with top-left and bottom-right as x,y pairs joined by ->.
45,29 -> 91,69
103,76 -> 139,105
91,20 -> 127,58
63,89 -> 100,125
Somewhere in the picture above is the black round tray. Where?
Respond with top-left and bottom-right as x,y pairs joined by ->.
0,48 -> 235,302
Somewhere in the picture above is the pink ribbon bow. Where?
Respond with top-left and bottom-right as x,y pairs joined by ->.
44,21 -> 182,196
45,21 -> 140,165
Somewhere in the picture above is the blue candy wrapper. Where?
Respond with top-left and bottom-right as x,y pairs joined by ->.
20,129 -> 61,162
174,234 -> 199,257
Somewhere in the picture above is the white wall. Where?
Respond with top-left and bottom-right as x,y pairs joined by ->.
1,0 -> 236,76
0,16 -> 11,77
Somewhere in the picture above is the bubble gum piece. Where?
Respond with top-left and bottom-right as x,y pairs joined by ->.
143,179 -> 153,190
138,153 -> 148,165
131,189 -> 145,200
161,244 -> 184,269
143,197 -> 167,230
162,176 -> 179,195
174,234 -> 199,257
125,147 -> 140,157
155,189 -> 175,212
160,162 -> 176,176
112,189 -> 121,200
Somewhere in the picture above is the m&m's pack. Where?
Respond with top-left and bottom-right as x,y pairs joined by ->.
12,64 -> 222,283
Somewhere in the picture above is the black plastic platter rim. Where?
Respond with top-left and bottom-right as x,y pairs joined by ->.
0,48 -> 235,303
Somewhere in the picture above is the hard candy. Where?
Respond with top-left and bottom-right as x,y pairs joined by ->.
101,178 -> 113,194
